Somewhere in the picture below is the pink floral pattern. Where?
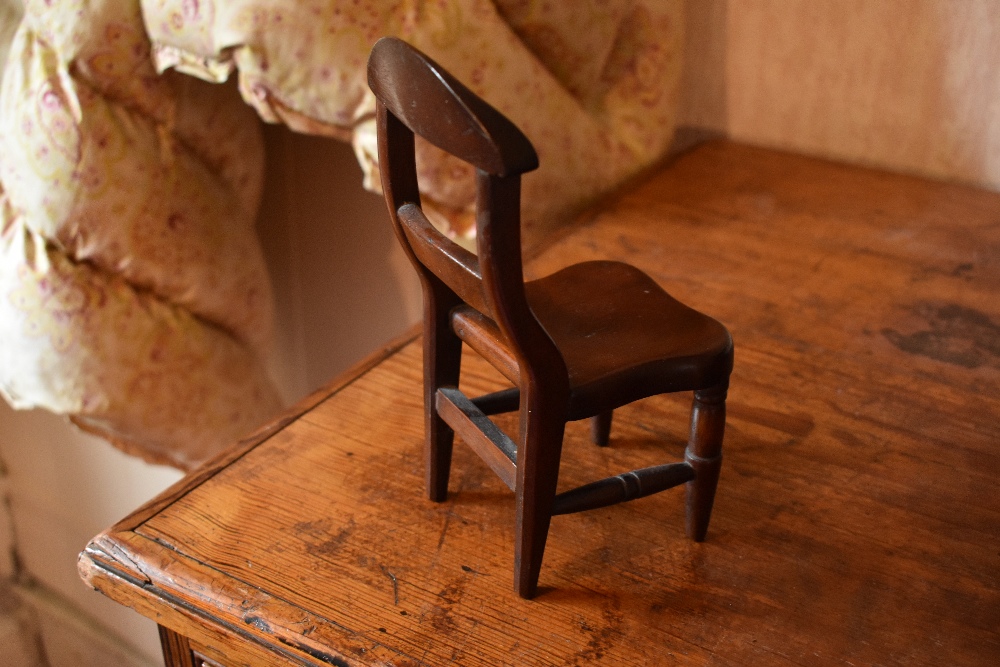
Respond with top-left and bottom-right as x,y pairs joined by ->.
143,0 -> 684,242
0,0 -> 279,469
0,0 -> 682,468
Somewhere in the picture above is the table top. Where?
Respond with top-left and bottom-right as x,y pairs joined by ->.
80,141 -> 1000,666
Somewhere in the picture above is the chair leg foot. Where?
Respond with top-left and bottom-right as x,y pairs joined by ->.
424,281 -> 463,502
590,410 -> 613,447
427,411 -> 455,502
513,392 -> 567,599
685,380 -> 728,542
513,462 -> 561,598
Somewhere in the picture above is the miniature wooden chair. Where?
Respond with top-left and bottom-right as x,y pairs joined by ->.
368,37 -> 734,599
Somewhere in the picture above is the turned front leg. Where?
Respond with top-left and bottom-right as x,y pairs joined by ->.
685,381 -> 728,541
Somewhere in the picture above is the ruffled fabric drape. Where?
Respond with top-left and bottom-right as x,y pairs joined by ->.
144,0 -> 685,240
0,0 -> 280,469
0,0 -> 683,469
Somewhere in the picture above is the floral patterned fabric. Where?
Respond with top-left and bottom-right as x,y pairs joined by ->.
145,0 -> 685,240
0,0 -> 682,468
0,0 -> 280,469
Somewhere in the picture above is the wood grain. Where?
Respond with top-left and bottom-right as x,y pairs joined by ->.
81,141 -> 1000,666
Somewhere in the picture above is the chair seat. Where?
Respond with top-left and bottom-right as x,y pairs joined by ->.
453,261 -> 733,420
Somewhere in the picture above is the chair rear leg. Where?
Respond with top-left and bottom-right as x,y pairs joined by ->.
425,281 -> 463,502
684,380 -> 728,541
513,390 -> 567,598
590,410 -> 613,447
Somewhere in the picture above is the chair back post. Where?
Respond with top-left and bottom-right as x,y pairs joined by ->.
475,170 -> 569,398
375,101 -> 421,266
369,36 -> 568,392
372,51 -> 485,312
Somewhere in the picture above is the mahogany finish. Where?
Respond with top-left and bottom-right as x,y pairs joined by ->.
368,37 -> 734,598
79,141 -> 1000,666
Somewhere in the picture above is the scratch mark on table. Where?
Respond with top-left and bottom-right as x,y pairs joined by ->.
381,564 -> 399,605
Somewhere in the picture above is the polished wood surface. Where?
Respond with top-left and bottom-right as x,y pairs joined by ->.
369,38 -> 733,597
81,141 -> 999,666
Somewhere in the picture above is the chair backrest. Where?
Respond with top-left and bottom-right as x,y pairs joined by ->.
368,37 -> 566,384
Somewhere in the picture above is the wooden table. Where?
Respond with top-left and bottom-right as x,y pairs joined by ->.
80,142 -> 1000,666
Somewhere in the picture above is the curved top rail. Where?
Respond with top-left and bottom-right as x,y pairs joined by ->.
367,37 -> 539,177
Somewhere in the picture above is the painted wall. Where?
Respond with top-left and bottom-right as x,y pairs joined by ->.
679,0 -> 1000,191
256,126 -> 421,403
0,404 -> 182,665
